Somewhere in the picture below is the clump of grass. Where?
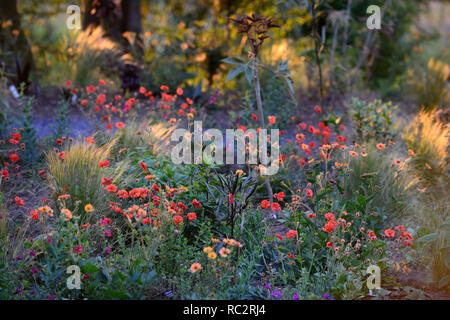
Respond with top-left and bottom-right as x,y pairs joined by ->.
110,120 -> 175,158
46,138 -> 125,222
403,110 -> 449,192
409,58 -> 449,111
341,142 -> 416,220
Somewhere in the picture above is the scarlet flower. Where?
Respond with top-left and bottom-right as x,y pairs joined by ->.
99,80 -> 106,86
286,229 -> 297,239
115,122 -> 125,129
106,184 -> 118,193
142,217 -> 151,225
271,202 -> 281,211
314,105 -> 322,113
174,215 -> 183,226
160,85 -> 169,91
261,200 -> 270,209
228,193 -> 233,204
307,213 -> 316,219
99,160 -> 109,168
305,188 -> 313,199
30,209 -> 39,221
187,212 -> 197,221
326,242 -> 333,248
15,196 -> 24,206
176,87 -> 183,95
13,133 -> 21,141
57,152 -> 65,160
192,199 -> 201,209
267,115 -> 276,125
10,153 -> 19,163
140,161 -> 147,171
325,212 -> 335,220
276,233 -> 284,241
86,85 -> 95,93
323,220 -> 337,233
384,229 -> 395,238
85,136 -> 95,144
275,192 -> 285,201
117,190 -> 129,199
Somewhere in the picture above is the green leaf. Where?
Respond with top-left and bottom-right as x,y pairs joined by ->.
226,65 -> 244,83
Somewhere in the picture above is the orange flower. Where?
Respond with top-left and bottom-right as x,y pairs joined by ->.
219,247 -> 231,258
189,262 -> 202,273
208,252 -> 217,260
267,115 -> 276,125
61,208 -> 72,221
203,246 -> 213,253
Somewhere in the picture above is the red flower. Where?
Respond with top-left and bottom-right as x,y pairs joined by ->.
13,133 -> 21,141
15,196 -> 24,206
326,242 -> 333,248
192,199 -> 201,209
275,192 -> 285,201
286,229 -> 297,239
99,160 -> 109,168
307,213 -> 316,219
140,161 -> 147,171
85,136 -> 95,144
187,212 -> 197,221
174,215 -> 183,226
261,200 -> 270,209
384,229 -> 395,238
106,184 -> 117,193
271,202 -> 281,211
176,88 -> 183,95
314,105 -> 322,113
228,194 -> 233,204
142,218 -> 151,225
323,220 -> 337,233
10,153 -> 19,163
305,188 -> 313,199
117,190 -> 129,199
115,122 -> 125,129
325,212 -> 335,220
276,233 -> 284,241
30,209 -> 39,221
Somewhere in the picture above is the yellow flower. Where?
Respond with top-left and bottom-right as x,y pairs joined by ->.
189,263 -> 202,273
235,169 -> 244,176
84,204 -> 93,212
203,246 -> 213,254
208,252 -> 217,260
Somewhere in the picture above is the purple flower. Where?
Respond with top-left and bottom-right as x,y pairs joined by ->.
265,283 -> 271,290
324,293 -> 330,300
16,255 -> 23,261
270,289 -> 283,299
47,294 -> 55,300
292,293 -> 299,300
16,286 -> 22,295
209,97 -> 216,104
106,246 -> 111,254
47,237 -> 52,243
29,250 -> 36,257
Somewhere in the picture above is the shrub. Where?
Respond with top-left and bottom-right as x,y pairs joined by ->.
349,98 -> 398,142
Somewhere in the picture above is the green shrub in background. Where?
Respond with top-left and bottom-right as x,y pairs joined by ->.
349,98 -> 398,142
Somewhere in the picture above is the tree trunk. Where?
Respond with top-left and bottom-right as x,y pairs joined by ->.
0,0 -> 33,87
